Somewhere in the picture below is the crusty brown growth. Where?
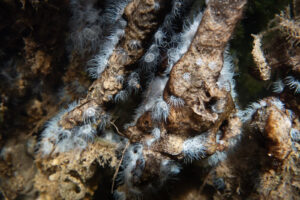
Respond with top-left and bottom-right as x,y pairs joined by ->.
118,0 -> 247,192
176,98 -> 298,200
216,114 -> 242,152
251,34 -> 271,81
277,13 -> 300,46
165,0 -> 245,138
264,110 -> 292,160
250,98 -> 292,162
3,0 -> 300,199
59,0 -> 169,129
125,0 -> 246,155
34,139 -> 118,200
252,4 -> 300,77
0,136 -> 37,199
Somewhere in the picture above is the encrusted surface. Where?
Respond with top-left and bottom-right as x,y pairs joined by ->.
0,0 -> 300,199
59,0 -> 168,129
35,139 -> 117,200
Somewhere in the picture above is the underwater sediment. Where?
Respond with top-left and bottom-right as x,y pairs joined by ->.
0,0 -> 299,199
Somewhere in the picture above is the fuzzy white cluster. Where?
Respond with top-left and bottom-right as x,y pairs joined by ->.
114,90 -> 129,102
182,133 -> 207,162
165,12 -> 203,74
121,1 -> 204,130
83,107 -> 98,124
196,58 -> 204,66
285,76 -> 300,94
140,44 -> 160,74
101,130 -> 123,144
151,127 -> 161,139
128,39 -> 141,50
154,29 -> 165,45
145,127 -> 161,146
217,48 -> 237,101
39,102 -> 98,155
83,0 -> 130,79
138,0 -> 199,75
99,113 -> 111,130
168,95 -> 185,107
273,79 -> 285,93
127,72 -> 140,93
87,20 -> 126,78
207,151 -> 227,166
290,128 -> 300,142
113,72 -> 141,103
160,160 -> 181,175
182,72 -> 191,81
155,0 -> 187,46
120,144 -> 145,195
271,76 -> 300,94
159,159 -> 181,183
237,98 -> 285,122
151,98 -> 170,121
69,0 -> 102,54
69,0 -> 130,54
116,75 -> 125,84
208,61 -> 217,70
137,0 -> 186,72
125,76 -> 168,127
